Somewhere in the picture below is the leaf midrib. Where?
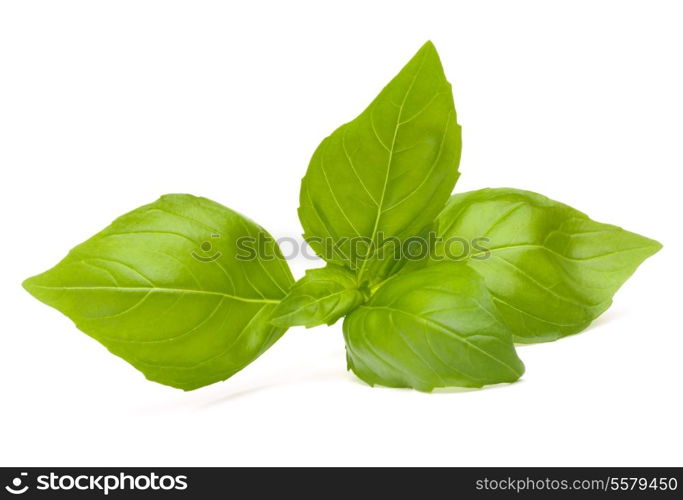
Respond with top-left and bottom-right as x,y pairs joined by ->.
469,242 -> 656,262
357,52 -> 428,282
28,284 -> 280,304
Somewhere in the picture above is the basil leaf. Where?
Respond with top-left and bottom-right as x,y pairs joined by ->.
298,41 -> 461,285
271,265 -> 366,328
343,263 -> 524,391
23,194 -> 294,390
432,188 -> 662,343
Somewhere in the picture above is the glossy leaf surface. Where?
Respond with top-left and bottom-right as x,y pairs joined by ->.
23,194 -> 294,390
432,188 -> 662,342
343,263 -> 524,390
271,265 -> 366,328
299,41 -> 461,285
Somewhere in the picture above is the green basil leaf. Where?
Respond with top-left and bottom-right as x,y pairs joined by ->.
271,265 -> 366,328
432,188 -> 662,343
23,194 -> 294,390
343,263 -> 524,391
299,41 -> 461,285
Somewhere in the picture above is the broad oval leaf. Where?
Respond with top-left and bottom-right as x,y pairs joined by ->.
299,41 -> 461,285
432,188 -> 662,343
23,194 -> 294,390
343,263 -> 524,391
271,265 -> 366,328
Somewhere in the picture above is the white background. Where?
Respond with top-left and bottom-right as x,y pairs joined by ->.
1,1 -> 681,466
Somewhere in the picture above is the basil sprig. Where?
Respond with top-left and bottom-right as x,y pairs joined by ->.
24,42 -> 660,391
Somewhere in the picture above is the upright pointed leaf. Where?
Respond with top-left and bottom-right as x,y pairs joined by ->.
299,41 -> 461,285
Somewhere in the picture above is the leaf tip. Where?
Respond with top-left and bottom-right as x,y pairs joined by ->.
421,40 -> 436,51
22,274 -> 40,297
651,238 -> 664,254
636,234 -> 663,262
416,40 -> 439,59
